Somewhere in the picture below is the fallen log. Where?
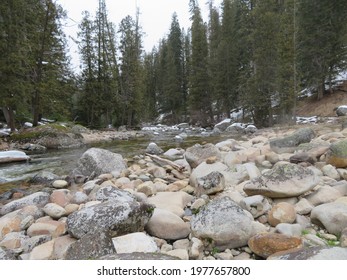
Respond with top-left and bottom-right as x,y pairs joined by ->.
145,153 -> 185,173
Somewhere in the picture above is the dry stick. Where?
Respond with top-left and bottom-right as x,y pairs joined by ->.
145,153 -> 185,173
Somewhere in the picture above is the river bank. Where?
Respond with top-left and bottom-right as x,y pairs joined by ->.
1,120 -> 347,260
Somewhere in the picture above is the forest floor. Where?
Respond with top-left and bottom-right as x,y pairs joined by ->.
296,81 -> 347,117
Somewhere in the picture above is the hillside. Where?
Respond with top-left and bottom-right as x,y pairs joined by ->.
296,81 -> 347,117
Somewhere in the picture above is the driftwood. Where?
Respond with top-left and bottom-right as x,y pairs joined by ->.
145,153 -> 185,173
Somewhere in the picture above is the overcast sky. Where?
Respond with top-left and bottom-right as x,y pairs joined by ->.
57,0 -> 222,70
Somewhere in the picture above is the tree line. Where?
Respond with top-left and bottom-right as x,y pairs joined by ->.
1,0 -> 347,131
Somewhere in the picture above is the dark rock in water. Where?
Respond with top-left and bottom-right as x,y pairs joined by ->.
20,143 -> 47,152
65,231 -> 115,260
66,200 -> 154,239
270,128 -> 315,153
30,171 -> 60,184
145,142 -> 163,155
268,246 -> 347,260
72,148 -> 127,179
99,252 -> 179,260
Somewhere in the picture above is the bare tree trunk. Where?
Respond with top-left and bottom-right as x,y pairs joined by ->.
2,107 -> 16,132
317,80 -> 325,101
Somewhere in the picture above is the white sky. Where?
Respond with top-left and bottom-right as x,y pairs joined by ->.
57,0 -> 222,71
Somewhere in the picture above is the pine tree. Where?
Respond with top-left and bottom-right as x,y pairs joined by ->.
188,0 -> 213,126
297,0 -> 347,100
0,0 -> 73,130
207,1 -> 221,119
155,13 -> 185,124
29,0 -> 72,126
215,0 -> 246,119
77,11 -> 99,126
118,12 -> 144,127
241,0 -> 279,127
143,50 -> 158,121
77,0 -> 120,128
0,0 -> 32,131
95,0 -> 119,126
276,0 -> 296,122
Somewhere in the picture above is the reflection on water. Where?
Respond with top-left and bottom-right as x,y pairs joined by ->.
0,133 -> 232,184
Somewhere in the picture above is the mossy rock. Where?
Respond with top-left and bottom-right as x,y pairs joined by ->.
10,124 -> 69,141
10,124 -> 85,149
327,139 -> 347,167
270,128 -> 315,153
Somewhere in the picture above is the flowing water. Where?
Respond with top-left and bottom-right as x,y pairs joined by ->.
0,133 -> 232,187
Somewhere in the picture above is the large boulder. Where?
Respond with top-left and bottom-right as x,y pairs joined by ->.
310,202 -> 347,235
37,132 -> 84,149
191,196 -> 256,250
243,163 -> 319,198
270,128 -> 315,153
326,139 -> 347,168
72,148 -> 127,179
66,200 -> 154,239
184,143 -> 222,169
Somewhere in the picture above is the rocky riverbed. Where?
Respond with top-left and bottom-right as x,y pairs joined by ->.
1,122 -> 347,260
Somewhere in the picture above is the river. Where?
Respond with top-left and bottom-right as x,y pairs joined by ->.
0,133 -> 231,185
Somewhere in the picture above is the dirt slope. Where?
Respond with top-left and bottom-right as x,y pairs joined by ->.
296,81 -> 347,117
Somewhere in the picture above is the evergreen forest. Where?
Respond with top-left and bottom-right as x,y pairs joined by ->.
1,0 -> 347,131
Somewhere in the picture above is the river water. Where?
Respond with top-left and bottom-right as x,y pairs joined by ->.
0,133 -> 230,185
